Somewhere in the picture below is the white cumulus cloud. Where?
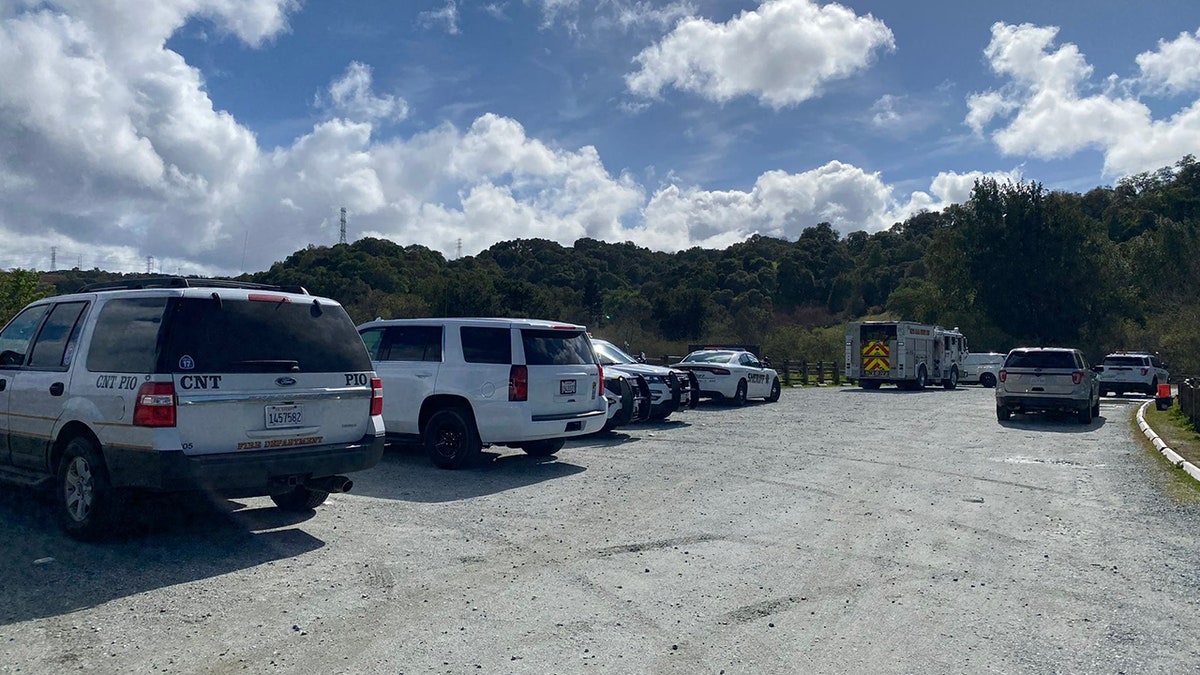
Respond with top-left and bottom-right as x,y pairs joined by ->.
626,0 -> 894,108
966,22 -> 1200,177
1137,28 -> 1200,96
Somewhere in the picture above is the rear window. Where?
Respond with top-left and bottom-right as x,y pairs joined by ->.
1005,350 -> 1078,370
159,296 -> 370,373
1102,356 -> 1146,367
521,329 -> 595,366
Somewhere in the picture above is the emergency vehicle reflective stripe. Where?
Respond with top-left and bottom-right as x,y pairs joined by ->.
863,357 -> 890,372
862,341 -> 889,357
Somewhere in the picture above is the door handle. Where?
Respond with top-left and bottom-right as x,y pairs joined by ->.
49,382 -> 65,396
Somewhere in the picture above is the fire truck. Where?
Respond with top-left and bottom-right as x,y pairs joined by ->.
845,321 -> 967,390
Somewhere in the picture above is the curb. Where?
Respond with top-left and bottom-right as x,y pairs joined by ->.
1136,400 -> 1200,483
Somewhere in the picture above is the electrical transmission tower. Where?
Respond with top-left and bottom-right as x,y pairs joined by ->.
339,207 -> 347,245
50,246 -> 57,270
146,256 -> 154,274
456,238 -> 462,260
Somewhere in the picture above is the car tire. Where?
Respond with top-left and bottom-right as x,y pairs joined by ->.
271,485 -> 330,511
519,439 -> 565,457
1077,401 -> 1093,424
860,379 -> 881,390
996,404 -> 1011,422
980,372 -> 996,388
56,436 -> 122,541
1091,396 -> 1100,418
733,380 -> 748,406
943,366 -> 958,390
767,378 -> 781,402
1149,378 -> 1159,397
424,406 -> 482,469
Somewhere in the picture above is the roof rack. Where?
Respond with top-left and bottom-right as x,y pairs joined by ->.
78,276 -> 310,295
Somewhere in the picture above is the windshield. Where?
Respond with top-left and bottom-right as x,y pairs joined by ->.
593,340 -> 637,365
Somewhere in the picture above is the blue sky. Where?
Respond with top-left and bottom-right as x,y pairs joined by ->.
3,1 -> 1200,275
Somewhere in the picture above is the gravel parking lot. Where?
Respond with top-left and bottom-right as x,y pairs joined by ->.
2,385 -> 1199,673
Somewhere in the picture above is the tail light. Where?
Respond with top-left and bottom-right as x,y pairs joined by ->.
370,377 -> 384,416
999,369 -> 1007,383
509,365 -> 528,401
133,382 -> 177,427
598,364 -> 604,396
710,367 -> 731,375
1141,367 -> 1148,376
1071,370 -> 1083,385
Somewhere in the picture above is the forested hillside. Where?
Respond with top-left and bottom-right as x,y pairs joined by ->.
9,156 -> 1199,374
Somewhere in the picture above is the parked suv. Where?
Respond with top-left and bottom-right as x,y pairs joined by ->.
1097,352 -> 1169,397
961,352 -> 1006,388
357,318 -> 607,469
0,278 -> 385,540
995,347 -> 1100,424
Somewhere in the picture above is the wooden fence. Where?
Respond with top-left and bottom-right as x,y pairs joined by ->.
1179,378 -> 1200,429
645,356 -> 848,386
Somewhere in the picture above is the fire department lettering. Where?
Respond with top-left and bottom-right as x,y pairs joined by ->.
179,375 -> 222,390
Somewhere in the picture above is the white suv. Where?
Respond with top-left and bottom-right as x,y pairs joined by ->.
995,347 -> 1100,424
1097,352 -> 1169,397
358,318 -> 607,469
0,278 -> 385,540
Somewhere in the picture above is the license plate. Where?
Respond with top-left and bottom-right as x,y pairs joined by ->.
266,404 -> 304,429
560,379 -> 577,395
866,370 -> 887,376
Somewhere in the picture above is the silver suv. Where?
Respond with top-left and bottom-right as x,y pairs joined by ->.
357,318 -> 607,469
1097,352 -> 1169,397
995,347 -> 1100,424
0,278 -> 385,540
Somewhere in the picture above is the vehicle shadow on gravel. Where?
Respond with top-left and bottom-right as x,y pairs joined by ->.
351,443 -> 586,503
0,488 -> 324,625
839,387 -> 969,395
998,414 -> 1109,433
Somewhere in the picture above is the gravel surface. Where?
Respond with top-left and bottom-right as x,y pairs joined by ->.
2,385 -> 1198,673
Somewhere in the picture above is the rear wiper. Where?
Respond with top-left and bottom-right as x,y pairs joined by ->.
230,360 -> 300,373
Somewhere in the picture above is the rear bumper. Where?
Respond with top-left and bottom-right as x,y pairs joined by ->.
1098,378 -> 1156,393
996,395 -> 1088,413
477,402 -> 607,443
103,433 -> 386,496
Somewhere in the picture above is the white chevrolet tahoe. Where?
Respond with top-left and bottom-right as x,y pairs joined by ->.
358,318 -> 607,469
0,278 -> 385,540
